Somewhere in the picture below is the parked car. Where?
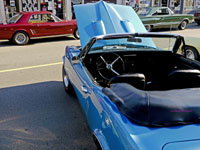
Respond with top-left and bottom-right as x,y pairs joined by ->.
0,11 -> 79,45
63,1 -> 200,150
194,10 -> 200,25
183,37 -> 200,60
138,7 -> 194,31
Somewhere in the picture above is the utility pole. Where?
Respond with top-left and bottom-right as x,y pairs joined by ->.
180,0 -> 184,14
0,0 -> 6,24
63,0 -> 72,20
122,0 -> 126,5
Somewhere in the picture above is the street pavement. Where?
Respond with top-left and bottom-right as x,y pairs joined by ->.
0,36 -> 97,150
160,22 -> 200,37
0,23 -> 199,150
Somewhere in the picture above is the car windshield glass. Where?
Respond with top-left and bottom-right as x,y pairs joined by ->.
8,13 -> 23,24
89,36 -> 177,54
137,8 -> 151,16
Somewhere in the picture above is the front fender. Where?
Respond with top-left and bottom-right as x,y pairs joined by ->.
93,129 -> 111,150
11,29 -> 31,39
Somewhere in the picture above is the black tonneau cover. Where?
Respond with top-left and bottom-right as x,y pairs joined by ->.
103,83 -> 200,127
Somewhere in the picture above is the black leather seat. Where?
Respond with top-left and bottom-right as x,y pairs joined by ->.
108,73 -> 146,90
167,69 -> 200,89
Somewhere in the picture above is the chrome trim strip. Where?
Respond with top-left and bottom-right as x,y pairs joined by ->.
30,34 -> 72,39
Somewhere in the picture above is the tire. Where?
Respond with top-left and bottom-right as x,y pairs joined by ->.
12,31 -> 29,45
185,46 -> 199,60
62,65 -> 74,94
145,25 -> 152,32
178,20 -> 187,30
73,28 -> 79,39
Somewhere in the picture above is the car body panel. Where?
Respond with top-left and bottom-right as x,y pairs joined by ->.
74,1 -> 147,48
63,2 -> 200,150
139,7 -> 194,29
163,140 -> 200,150
0,11 -> 77,40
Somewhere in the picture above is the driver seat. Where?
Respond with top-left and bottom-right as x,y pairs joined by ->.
108,73 -> 146,90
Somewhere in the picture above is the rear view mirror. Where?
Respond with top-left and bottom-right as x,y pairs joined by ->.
127,37 -> 142,43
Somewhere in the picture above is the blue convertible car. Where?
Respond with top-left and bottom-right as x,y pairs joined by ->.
62,1 -> 200,150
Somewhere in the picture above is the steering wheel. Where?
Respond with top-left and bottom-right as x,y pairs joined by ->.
96,53 -> 125,80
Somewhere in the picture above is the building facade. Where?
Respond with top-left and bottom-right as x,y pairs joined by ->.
0,0 -> 199,24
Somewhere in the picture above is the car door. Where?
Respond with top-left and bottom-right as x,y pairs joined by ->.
50,15 -> 75,35
29,13 -> 61,37
65,55 -> 91,112
152,8 -> 171,28
159,8 -> 180,28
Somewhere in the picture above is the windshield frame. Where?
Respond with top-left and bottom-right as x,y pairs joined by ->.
79,32 -> 185,61
137,7 -> 152,16
8,13 -> 23,24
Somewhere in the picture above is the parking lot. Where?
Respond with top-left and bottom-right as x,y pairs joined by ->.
0,23 -> 199,150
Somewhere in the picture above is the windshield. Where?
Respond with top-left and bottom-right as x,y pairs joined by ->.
8,13 -> 23,24
89,36 -> 177,54
137,8 -> 151,16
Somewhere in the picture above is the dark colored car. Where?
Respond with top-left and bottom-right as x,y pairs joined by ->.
138,7 -> 194,31
62,1 -> 200,149
194,10 -> 200,25
0,11 -> 78,45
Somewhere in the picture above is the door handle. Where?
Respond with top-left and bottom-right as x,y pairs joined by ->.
81,85 -> 88,93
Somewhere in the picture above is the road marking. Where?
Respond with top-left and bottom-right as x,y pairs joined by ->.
0,62 -> 63,73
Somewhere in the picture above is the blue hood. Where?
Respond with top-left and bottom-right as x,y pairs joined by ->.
74,1 -> 147,48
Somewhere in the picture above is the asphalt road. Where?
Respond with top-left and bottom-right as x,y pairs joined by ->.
0,36 -> 97,150
0,23 -> 199,150
159,22 -> 200,37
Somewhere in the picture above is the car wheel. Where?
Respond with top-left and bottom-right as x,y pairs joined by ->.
145,25 -> 152,32
62,65 -> 74,93
12,31 -> 29,45
178,20 -> 187,30
185,46 -> 199,60
73,28 -> 80,39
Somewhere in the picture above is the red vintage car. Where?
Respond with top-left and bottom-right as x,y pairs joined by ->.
0,11 -> 79,45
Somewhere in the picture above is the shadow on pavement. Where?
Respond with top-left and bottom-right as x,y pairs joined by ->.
0,36 -> 77,48
0,81 -> 96,150
0,41 -> 16,48
30,36 -> 76,44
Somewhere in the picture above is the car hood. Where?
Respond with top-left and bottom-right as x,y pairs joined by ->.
74,1 -> 147,48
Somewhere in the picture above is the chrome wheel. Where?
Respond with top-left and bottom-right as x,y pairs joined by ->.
13,31 -> 29,45
179,20 -> 187,30
184,46 -> 199,60
63,73 -> 69,88
62,65 -> 74,93
145,25 -> 152,32
186,49 -> 195,60
73,28 -> 80,39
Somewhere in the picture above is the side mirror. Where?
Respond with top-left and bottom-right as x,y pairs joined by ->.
72,56 -> 79,64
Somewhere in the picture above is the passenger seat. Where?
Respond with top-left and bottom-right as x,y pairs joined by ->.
167,69 -> 200,89
108,73 -> 146,90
